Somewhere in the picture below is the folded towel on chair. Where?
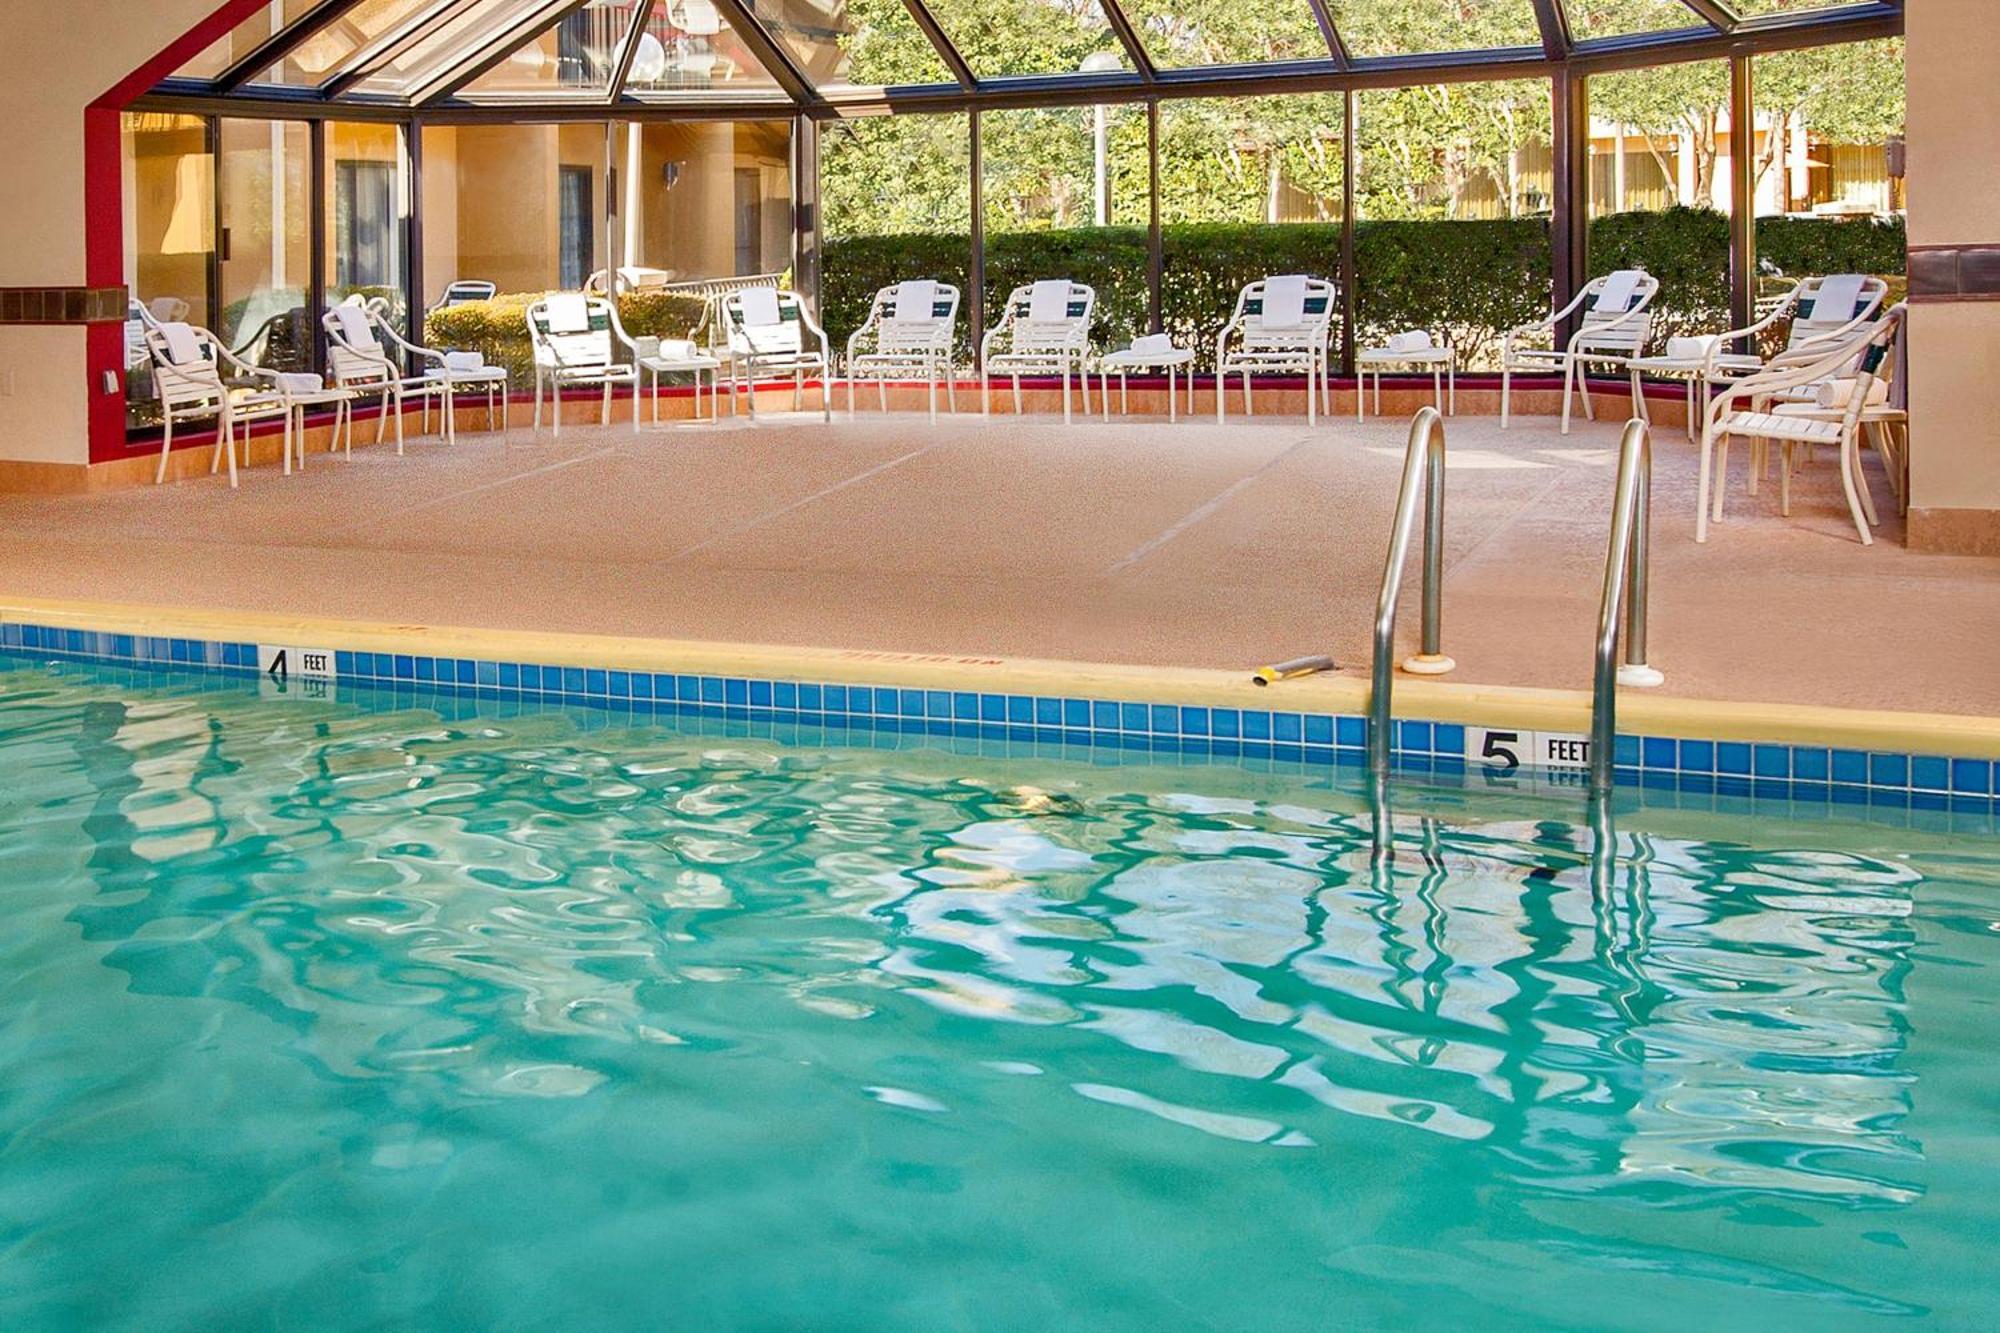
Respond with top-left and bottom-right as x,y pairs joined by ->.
1130,333 -> 1176,356
1384,330 -> 1433,354
332,301 -> 377,348
1593,270 -> 1642,314
544,293 -> 591,334
1810,274 -> 1867,323
1813,376 -> 1888,409
738,287 -> 783,327
894,280 -> 938,317
1029,280 -> 1073,323
1665,335 -> 1719,361
158,321 -> 204,366
274,372 -> 324,394
443,350 -> 485,372
1262,275 -> 1309,328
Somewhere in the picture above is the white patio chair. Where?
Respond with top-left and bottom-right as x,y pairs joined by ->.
981,280 -> 1098,424
526,293 -> 642,439
1696,311 -> 1902,545
1215,275 -> 1338,425
1500,268 -> 1659,434
718,286 -> 832,422
430,279 -> 497,312
326,300 -> 505,451
1626,274 -> 1889,440
846,280 -> 961,421
145,322 -> 350,488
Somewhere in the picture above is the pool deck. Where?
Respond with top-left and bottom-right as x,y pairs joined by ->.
1,404 -> 1996,734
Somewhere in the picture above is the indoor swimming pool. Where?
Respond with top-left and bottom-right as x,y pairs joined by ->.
1,655 -> 1995,1329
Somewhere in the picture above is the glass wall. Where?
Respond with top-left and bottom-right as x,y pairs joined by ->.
420,123 -> 611,303
1355,79 -> 1552,368
326,122 -> 411,334
122,113 -> 213,429
218,118 -> 312,373
980,105 -> 1149,351
822,113 -> 971,351
616,121 -> 794,283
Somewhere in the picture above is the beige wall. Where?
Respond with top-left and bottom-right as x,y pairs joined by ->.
1905,0 -> 2000,547
0,0 -> 229,466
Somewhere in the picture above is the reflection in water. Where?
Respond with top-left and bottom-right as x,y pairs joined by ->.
2,663 -> 1924,1216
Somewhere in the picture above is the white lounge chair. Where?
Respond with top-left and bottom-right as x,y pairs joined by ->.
1215,275 -> 1337,424
145,322 -> 351,488
1501,269 -> 1659,433
1626,274 -> 1889,439
326,300 -> 508,450
1697,311 -> 1902,545
430,279 -> 497,312
846,280 -> 961,421
982,280 -> 1098,424
718,286 -> 832,421
526,294 -> 642,438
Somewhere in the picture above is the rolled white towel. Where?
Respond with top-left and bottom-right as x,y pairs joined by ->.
274,372 -> 324,394
1130,332 -> 1176,356
443,350 -> 485,372
630,336 -> 661,360
1384,330 -> 1433,354
1665,335 -> 1719,361
1813,377 -> 1888,409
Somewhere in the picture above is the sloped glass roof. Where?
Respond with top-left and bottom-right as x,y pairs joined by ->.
146,0 -> 1902,109
1330,0 -> 1542,58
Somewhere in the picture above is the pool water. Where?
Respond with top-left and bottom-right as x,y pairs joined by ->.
2,658 -> 1997,1330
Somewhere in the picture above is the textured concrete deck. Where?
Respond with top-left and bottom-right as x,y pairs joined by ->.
1,409 -> 1994,714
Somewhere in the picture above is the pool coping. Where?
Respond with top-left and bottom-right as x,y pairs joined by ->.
3,593 -> 1998,802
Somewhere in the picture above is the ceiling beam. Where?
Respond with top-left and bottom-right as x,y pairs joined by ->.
1303,0 -> 1350,72
1096,0 -> 1159,84
1675,0 -> 1741,33
605,1 -> 653,103
1527,0 -> 1572,63
322,0 -> 467,99
899,0 -> 977,91
704,0 -> 822,107
216,0 -> 372,93
418,0 -> 598,105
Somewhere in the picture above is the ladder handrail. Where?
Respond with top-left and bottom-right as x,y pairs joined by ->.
1368,406 -> 1448,776
1591,418 -> 1655,793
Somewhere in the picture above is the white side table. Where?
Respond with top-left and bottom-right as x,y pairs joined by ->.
1095,343 -> 1196,422
1355,342 -> 1455,420
637,339 -> 724,425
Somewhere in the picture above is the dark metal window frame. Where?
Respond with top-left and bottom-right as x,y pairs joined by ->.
130,0 -> 1905,411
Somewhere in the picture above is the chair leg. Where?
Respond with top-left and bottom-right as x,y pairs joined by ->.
1838,429 -> 1874,545
1853,430 -> 1880,527
1712,434 -> 1732,524
1560,358 -> 1576,436
155,413 -> 175,485
1168,365 -> 1177,423
1216,365 -> 1227,424
1780,440 -> 1793,516
1242,370 -> 1253,418
1578,364 -> 1595,422
395,393 -> 406,455
1501,367 -> 1512,429
1061,365 -> 1072,425
1630,369 -> 1650,425
946,363 -> 958,415
1306,363 -> 1317,426
552,379 -> 562,441
1696,424 -> 1717,543
1012,374 -> 1022,416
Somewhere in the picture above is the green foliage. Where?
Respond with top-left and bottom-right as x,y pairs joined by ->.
1354,219 -> 1551,366
424,291 -> 708,382
1758,214 -> 1907,282
1588,207 -> 1731,346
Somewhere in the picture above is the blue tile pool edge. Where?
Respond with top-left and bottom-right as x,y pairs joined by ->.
2,618 -> 1994,808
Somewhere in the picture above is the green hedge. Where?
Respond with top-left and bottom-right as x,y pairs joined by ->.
423,290 -> 709,383
824,211 -> 1904,372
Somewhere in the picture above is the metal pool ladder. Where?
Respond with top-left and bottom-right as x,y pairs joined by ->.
1368,406 -> 1454,776
1590,418 -> 1663,793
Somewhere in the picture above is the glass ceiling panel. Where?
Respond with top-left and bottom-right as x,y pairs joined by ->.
458,0 -> 632,99
1122,0 -> 1330,69
750,0 -> 955,91
923,0 -> 1131,80
172,0 -> 322,80
352,0 -> 578,97
1329,0 -> 1542,57
1563,0 -> 1712,42
622,0 -> 785,100
275,0 -> 452,85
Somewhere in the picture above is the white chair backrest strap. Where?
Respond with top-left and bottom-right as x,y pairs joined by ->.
331,302 -> 378,350
544,293 -> 592,335
1808,274 -> 1868,324
893,280 -> 938,319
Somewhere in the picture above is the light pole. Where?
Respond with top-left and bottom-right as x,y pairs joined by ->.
1080,51 -> 1123,226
